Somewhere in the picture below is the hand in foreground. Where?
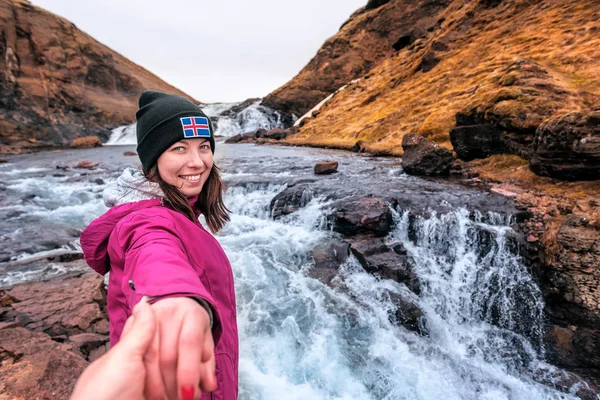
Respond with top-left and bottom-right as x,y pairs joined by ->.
70,300 -> 157,400
145,297 -> 217,400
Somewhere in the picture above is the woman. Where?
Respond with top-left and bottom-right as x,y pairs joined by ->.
81,91 -> 238,400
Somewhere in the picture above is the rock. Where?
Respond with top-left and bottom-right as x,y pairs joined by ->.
94,178 -> 105,185
450,123 -> 507,160
74,160 -> 100,169
328,196 -> 393,237
225,132 -> 257,144
401,133 -> 453,175
269,183 -> 317,219
0,157 -> 8,163
309,239 -> 351,286
1,272 -> 107,338
123,151 -> 137,156
530,109 -> 600,181
419,51 -> 440,73
261,128 -> 288,140
70,136 -> 102,149
69,332 -> 110,360
225,134 -> 244,144
314,160 -> 339,175
347,236 -> 420,294
0,327 -> 89,399
534,213 -> 600,383
386,290 -> 427,334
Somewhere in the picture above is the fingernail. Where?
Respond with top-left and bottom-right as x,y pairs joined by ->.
181,386 -> 195,400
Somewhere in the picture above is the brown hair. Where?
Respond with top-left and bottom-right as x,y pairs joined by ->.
144,164 -> 230,233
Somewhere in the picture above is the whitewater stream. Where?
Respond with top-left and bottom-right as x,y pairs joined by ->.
0,140 -> 595,399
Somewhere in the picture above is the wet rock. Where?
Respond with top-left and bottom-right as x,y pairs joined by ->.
347,236 -> 420,294
530,109 -> 600,181
74,160 -> 100,169
314,160 -> 339,175
0,157 -> 8,163
225,132 -> 257,144
450,123 -> 507,160
70,136 -> 102,149
123,151 -> 137,156
270,183 -> 317,219
386,290 -> 427,334
309,239 -> 351,286
328,196 -> 393,237
1,272 -> 107,338
401,133 -> 453,175
0,327 -> 88,399
94,178 -> 105,185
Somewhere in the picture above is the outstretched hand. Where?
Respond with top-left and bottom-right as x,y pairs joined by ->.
70,300 -> 157,400
145,297 -> 217,400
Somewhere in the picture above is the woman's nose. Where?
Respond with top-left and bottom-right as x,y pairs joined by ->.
185,150 -> 206,168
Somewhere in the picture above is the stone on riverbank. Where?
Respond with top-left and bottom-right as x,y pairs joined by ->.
309,239 -> 351,286
70,136 -> 103,149
401,133 -> 453,176
314,160 -> 339,175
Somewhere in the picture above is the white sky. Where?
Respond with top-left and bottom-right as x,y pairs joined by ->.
29,0 -> 366,103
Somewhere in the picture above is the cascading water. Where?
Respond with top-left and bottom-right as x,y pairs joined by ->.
218,184 -> 588,399
104,100 -> 291,145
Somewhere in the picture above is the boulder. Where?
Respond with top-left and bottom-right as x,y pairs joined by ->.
401,133 -> 453,175
0,157 -> 8,163
70,136 -> 102,149
269,182 -> 317,219
328,196 -> 393,237
0,327 -> 89,399
450,123 -> 507,160
530,109 -> 600,181
347,236 -> 420,294
309,239 -> 351,286
123,151 -> 137,156
314,160 -> 339,175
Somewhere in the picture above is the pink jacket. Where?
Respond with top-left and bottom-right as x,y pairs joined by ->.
81,197 -> 238,400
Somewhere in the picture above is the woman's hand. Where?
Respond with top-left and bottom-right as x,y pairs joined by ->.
145,297 -> 217,400
70,300 -> 157,400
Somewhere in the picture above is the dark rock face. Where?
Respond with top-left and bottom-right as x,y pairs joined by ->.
450,123 -> 506,161
328,196 -> 393,237
314,160 -> 339,175
401,133 -> 453,175
347,236 -> 420,294
309,239 -> 351,286
530,109 -> 600,181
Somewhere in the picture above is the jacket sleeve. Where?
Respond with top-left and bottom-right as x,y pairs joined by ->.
116,212 -> 221,338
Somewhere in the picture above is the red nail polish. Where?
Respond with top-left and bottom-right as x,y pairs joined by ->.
181,386 -> 195,400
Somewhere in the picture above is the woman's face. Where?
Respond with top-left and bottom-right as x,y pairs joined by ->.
156,138 -> 213,197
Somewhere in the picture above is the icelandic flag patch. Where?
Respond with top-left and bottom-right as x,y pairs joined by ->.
180,117 -> 211,138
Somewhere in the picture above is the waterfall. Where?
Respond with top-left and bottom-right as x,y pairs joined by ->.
105,100 -> 291,145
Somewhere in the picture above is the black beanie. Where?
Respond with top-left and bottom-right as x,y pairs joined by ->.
135,90 -> 215,171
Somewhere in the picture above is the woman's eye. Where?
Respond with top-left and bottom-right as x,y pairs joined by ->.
200,145 -> 209,150
173,146 -> 185,152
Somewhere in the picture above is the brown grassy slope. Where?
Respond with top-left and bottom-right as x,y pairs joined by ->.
282,0 -> 599,157
0,0 -> 196,152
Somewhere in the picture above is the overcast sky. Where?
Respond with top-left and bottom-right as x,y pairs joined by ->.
29,0 -> 366,103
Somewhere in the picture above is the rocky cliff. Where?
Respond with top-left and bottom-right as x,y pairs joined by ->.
0,0 -> 195,153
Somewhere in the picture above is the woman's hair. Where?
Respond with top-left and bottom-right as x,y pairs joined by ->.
143,164 -> 230,233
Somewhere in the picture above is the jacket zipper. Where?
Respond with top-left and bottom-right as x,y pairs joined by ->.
210,393 -> 214,400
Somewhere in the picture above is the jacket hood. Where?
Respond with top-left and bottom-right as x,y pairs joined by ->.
103,167 -> 163,207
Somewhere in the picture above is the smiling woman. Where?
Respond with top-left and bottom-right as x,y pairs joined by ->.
80,90 -> 238,400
